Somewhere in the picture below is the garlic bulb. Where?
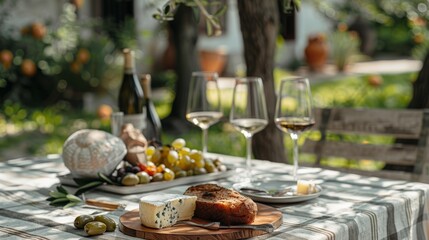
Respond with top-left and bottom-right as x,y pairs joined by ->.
62,129 -> 126,178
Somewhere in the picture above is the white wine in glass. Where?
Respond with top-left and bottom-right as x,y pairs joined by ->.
186,72 -> 223,154
275,77 -> 315,181
186,111 -> 223,130
230,77 -> 268,182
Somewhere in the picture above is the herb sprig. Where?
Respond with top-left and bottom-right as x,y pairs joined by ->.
46,185 -> 82,208
47,172 -> 115,208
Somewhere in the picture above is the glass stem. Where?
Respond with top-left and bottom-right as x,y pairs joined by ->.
202,128 -> 208,154
246,136 -> 252,172
291,133 -> 299,181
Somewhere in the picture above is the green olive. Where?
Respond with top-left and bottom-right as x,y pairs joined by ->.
213,158 -> 222,167
84,221 -> 107,236
121,173 -> 139,186
152,172 -> 164,182
136,171 -> 151,184
193,167 -> 207,175
94,215 -> 116,232
74,215 -> 94,229
204,162 -> 217,173
175,170 -> 187,178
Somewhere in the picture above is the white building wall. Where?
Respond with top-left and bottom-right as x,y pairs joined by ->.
134,1 -> 166,73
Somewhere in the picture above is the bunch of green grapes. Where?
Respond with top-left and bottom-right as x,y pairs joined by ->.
146,138 -> 227,180
112,138 -> 228,186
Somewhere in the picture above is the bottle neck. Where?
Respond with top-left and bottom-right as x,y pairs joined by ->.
124,68 -> 135,75
123,48 -> 135,75
141,74 -> 152,99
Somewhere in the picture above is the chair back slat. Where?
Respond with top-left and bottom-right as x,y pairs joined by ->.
302,108 -> 429,182
313,108 -> 424,138
302,140 -> 418,165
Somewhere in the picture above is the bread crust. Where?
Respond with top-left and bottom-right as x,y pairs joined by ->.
184,184 -> 257,225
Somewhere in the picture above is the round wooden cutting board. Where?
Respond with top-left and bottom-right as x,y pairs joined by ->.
119,203 -> 282,240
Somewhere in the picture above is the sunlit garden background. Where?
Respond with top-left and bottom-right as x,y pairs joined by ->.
0,0 -> 427,166
0,70 -> 416,160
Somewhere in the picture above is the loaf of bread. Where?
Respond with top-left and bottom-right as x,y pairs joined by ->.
184,184 -> 257,225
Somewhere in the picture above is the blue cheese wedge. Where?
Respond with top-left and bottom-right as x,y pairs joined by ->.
139,194 -> 197,228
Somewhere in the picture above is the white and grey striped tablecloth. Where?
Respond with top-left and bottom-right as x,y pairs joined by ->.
1,153 -> 428,240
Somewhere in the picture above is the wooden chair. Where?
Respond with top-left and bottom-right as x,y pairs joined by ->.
301,108 -> 429,182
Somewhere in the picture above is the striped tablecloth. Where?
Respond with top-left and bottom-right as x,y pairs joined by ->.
1,153 -> 428,240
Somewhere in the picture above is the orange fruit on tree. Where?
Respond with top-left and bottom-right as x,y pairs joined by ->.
72,0 -> 85,9
76,48 -> 90,64
97,104 -> 113,120
31,22 -> 47,40
21,59 -> 37,77
0,50 -> 13,69
337,23 -> 348,32
70,61 -> 81,74
20,25 -> 31,36
414,33 -> 425,44
367,74 -> 383,87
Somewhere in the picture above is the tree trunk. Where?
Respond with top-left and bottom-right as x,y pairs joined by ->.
407,53 -> 429,109
162,5 -> 200,134
237,0 -> 287,163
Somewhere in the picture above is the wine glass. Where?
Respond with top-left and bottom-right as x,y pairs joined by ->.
230,77 -> 268,182
186,72 -> 223,154
275,77 -> 315,181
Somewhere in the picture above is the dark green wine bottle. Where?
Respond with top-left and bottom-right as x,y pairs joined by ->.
118,49 -> 146,131
140,74 -> 162,142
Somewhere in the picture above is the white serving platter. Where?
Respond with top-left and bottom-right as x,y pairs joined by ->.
58,168 -> 236,195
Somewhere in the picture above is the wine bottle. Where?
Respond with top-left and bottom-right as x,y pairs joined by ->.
118,49 -> 146,132
140,74 -> 162,142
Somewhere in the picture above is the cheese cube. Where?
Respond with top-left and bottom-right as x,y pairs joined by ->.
139,194 -> 197,228
297,180 -> 316,195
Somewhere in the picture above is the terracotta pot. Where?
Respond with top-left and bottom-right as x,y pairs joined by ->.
304,34 -> 328,72
199,49 -> 227,74
72,0 -> 85,9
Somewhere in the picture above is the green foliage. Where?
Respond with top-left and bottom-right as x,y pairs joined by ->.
0,101 -> 110,158
0,2 -> 122,107
153,0 -> 226,36
102,17 -> 138,51
413,41 -> 429,61
312,73 -> 414,108
309,0 -> 429,58
329,25 -> 362,71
